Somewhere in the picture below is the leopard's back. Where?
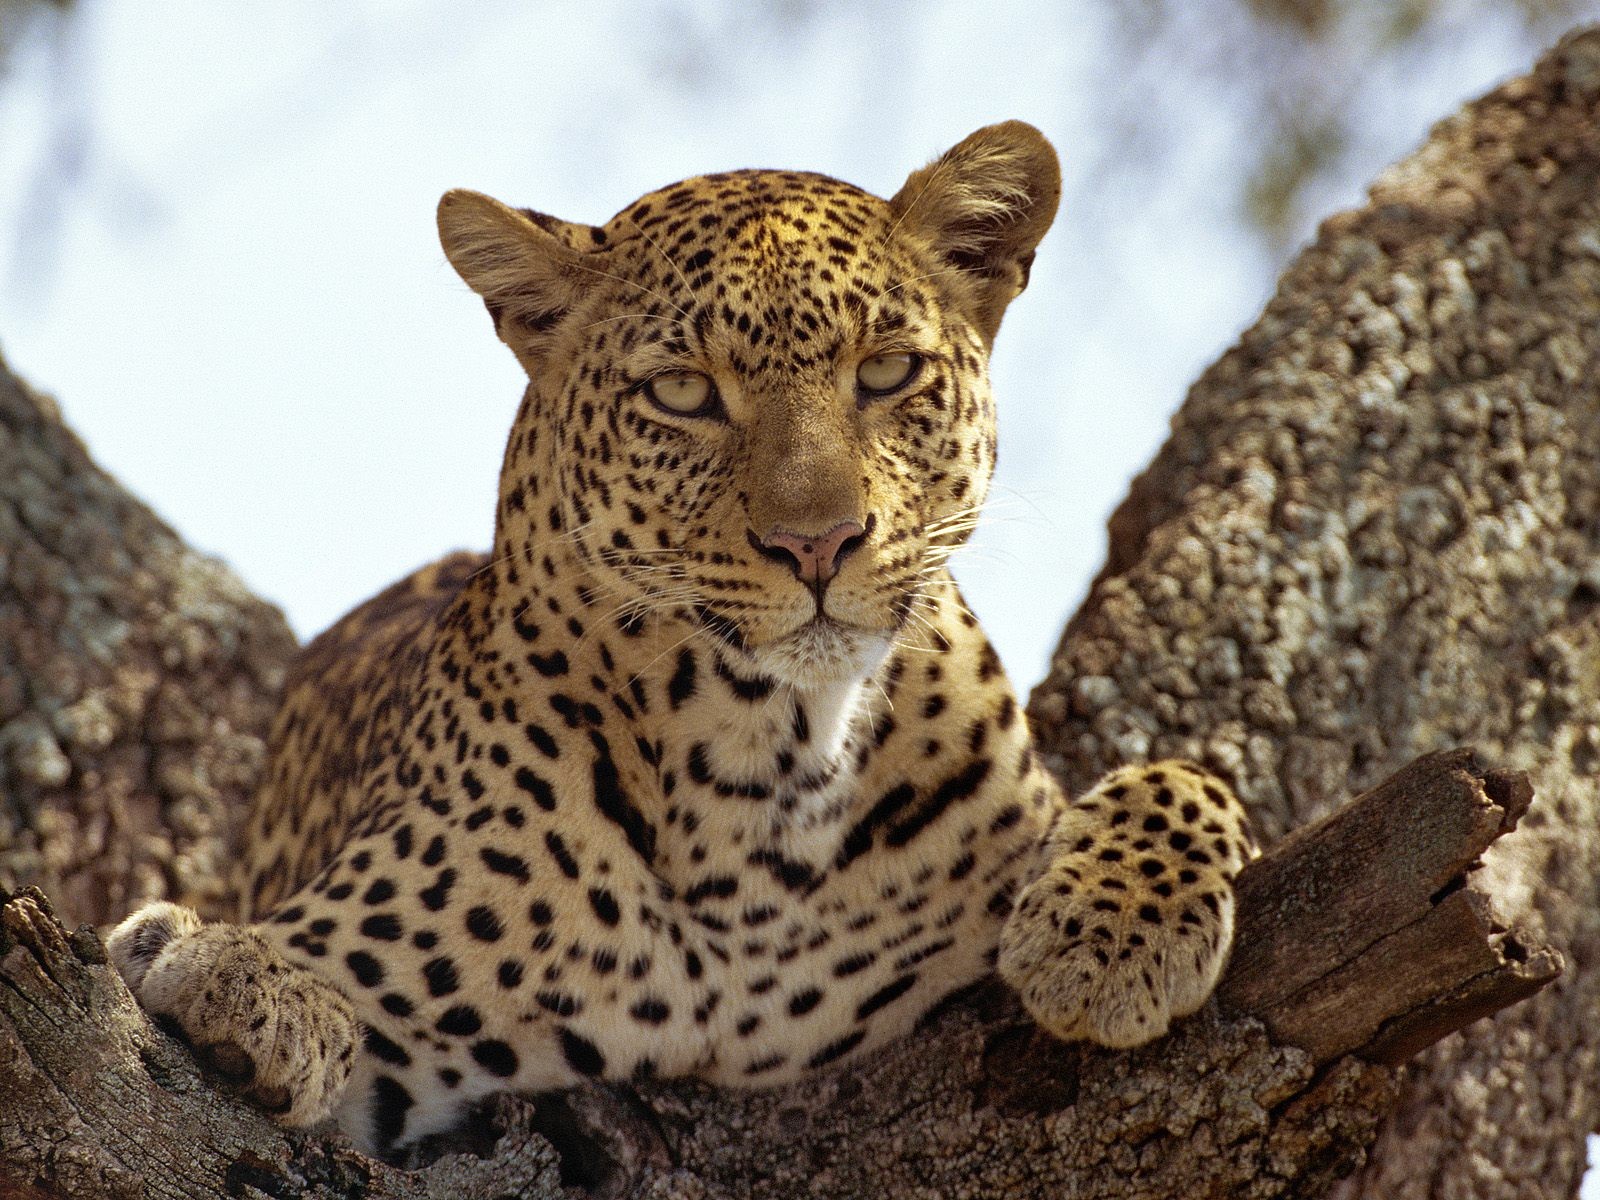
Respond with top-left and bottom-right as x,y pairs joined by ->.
240,550 -> 484,918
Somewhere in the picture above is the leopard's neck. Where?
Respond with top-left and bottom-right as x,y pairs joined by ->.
467,548 -> 890,887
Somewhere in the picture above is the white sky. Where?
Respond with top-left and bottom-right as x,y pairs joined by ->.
0,1 -> 1572,689
1,0 -> 1598,1189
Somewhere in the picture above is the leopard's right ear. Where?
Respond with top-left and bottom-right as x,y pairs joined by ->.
889,122 -> 1060,346
437,190 -> 599,354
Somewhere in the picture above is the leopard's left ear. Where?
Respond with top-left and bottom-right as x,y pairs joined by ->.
889,121 -> 1061,344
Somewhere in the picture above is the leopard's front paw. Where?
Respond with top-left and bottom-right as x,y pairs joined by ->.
107,903 -> 358,1126
998,760 -> 1255,1048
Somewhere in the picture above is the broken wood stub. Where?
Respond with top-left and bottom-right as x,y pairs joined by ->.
1217,747 -> 1560,1067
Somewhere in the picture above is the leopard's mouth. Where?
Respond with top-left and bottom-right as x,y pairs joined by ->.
685,586 -> 898,687
752,612 -> 893,688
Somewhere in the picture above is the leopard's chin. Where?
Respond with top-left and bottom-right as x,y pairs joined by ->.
751,617 -> 893,690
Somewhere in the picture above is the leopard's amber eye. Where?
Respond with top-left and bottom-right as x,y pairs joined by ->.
644,371 -> 717,416
856,352 -> 921,397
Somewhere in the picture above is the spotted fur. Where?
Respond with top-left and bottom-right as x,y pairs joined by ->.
107,122 -> 1254,1153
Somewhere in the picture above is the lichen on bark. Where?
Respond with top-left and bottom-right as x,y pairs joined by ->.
0,362 -> 297,927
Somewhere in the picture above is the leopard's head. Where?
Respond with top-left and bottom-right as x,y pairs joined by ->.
439,122 -> 1059,689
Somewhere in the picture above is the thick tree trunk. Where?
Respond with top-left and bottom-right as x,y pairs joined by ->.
1026,28 -> 1600,1196
3,25 -> 1600,1200
0,358 -> 295,926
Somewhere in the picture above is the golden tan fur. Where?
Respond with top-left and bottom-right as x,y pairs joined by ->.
108,123 -> 1252,1153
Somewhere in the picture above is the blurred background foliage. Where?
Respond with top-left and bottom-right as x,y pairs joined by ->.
1108,0 -> 1591,247
0,0 -> 66,76
3,0 -> 1592,299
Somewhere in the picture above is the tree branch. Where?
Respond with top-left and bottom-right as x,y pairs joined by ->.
1216,749 -> 1556,1067
0,745 -> 1557,1198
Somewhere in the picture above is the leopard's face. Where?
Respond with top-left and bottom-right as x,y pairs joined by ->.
440,126 -> 1060,688
545,175 -> 998,687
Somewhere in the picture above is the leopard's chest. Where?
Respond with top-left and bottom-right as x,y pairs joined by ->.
533,830 -> 1001,1089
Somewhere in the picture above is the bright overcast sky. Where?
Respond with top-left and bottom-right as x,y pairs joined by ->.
0,1 -> 1585,697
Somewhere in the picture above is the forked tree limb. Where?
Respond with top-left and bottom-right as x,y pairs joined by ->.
4,23 -> 1600,1200
1215,749 -> 1555,1067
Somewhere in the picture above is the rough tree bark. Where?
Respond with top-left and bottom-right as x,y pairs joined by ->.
1027,28 -> 1600,1196
0,360 -> 295,925
3,26 -> 1600,1200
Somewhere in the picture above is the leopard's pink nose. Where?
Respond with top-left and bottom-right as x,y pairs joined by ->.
750,519 -> 869,586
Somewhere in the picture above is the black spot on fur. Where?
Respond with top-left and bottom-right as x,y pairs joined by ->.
545,831 -> 581,879
591,732 -> 656,864
370,1074 -> 414,1149
364,1027 -> 411,1067
424,956 -> 460,997
360,914 -> 402,941
589,887 -> 621,927
559,1028 -> 606,1076
514,766 -> 558,811
537,989 -> 581,1016
435,1005 -> 483,1037
806,1029 -> 866,1068
630,997 -> 670,1024
684,874 -> 739,906
836,783 -> 917,870
748,848 -> 817,892
471,1039 -> 520,1078
529,650 -> 570,677
466,905 -> 504,942
668,650 -> 698,709
855,973 -> 918,1021
714,656 -> 774,701
887,759 -> 990,847
525,723 -> 561,758
481,847 -> 531,883
419,869 -> 457,911
346,950 -> 385,987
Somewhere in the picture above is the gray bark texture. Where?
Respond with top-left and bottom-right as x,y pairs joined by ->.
0,357 -> 296,926
1027,28 -> 1600,1197
2,25 -> 1599,1199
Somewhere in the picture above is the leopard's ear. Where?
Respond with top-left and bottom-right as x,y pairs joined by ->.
437,189 -> 601,358
889,122 -> 1060,344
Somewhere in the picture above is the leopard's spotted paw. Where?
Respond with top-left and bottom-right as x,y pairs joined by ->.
107,903 -> 358,1126
998,760 -> 1255,1048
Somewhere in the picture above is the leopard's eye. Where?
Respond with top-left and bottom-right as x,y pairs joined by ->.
644,371 -> 718,416
856,353 -> 921,397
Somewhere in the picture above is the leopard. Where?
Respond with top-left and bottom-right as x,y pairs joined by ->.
107,121 -> 1256,1156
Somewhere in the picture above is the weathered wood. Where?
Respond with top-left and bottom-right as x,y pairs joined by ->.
0,887 -> 571,1200
1216,748 -> 1559,1065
